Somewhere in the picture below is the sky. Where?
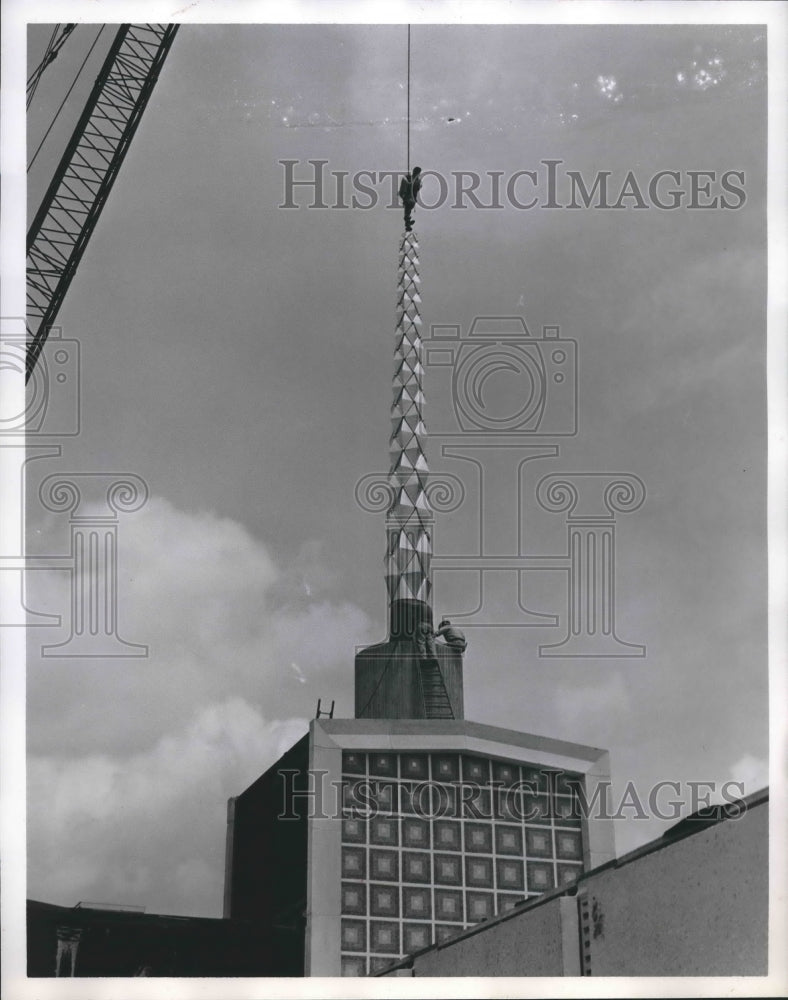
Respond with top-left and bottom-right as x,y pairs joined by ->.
8,10 -> 777,924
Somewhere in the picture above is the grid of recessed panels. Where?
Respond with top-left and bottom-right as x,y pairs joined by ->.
339,750 -> 585,976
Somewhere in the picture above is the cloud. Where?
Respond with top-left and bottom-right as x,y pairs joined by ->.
28,698 -> 307,917
729,753 -> 768,797
25,496 -> 374,914
27,496 -> 374,755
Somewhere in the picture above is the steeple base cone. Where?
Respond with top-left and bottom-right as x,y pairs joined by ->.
354,602 -> 465,721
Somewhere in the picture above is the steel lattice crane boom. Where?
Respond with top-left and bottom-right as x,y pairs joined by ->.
26,23 -> 179,381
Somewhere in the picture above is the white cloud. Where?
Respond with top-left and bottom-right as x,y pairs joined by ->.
25,496 -> 374,914
729,753 -> 768,796
27,496 -> 374,754
28,698 -> 307,916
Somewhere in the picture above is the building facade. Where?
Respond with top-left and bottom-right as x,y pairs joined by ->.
224,717 -> 615,976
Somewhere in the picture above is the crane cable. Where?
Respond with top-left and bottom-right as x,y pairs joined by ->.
26,24 -> 60,108
26,24 -> 76,109
28,25 -> 105,173
406,24 -> 411,174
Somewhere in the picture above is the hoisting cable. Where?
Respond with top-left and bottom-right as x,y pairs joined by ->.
27,24 -> 77,110
28,25 -> 105,172
26,24 -> 60,108
407,24 -> 411,174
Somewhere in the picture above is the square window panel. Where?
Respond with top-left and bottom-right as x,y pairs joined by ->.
401,753 -> 429,780
465,855 -> 494,888
434,853 -> 462,885
370,920 -> 400,954
432,782 -> 458,818
460,787 -> 493,820
369,780 -> 396,816
341,919 -> 366,952
466,891 -> 494,922
432,754 -> 460,781
400,783 -> 418,815
370,816 -> 399,846
402,817 -> 430,848
370,883 -> 400,918
341,882 -> 366,915
555,829 -> 582,860
370,849 -> 399,882
527,860 -> 556,892
525,827 -> 553,858
496,858 -> 525,891
497,893 -> 525,914
555,770 -> 582,795
557,863 -> 583,887
369,753 -> 398,777
342,751 -> 366,776
495,824 -> 523,856
403,886 -> 432,920
341,817 -> 367,844
553,795 -> 582,824
522,793 -> 551,824
414,782 -> 451,818
402,851 -> 431,884
434,820 -> 461,851
521,765 -> 549,792
342,780 -> 364,812
369,955 -> 398,973
464,822 -> 492,854
435,923 -> 463,943
403,922 -> 432,953
341,954 -> 367,976
435,889 -> 464,921
492,760 -> 520,786
496,788 -> 523,822
342,846 -> 366,879
463,755 -> 490,783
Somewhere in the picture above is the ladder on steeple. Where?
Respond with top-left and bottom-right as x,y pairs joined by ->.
419,658 -> 454,719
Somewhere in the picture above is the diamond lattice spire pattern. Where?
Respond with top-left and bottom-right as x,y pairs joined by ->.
385,231 -> 432,606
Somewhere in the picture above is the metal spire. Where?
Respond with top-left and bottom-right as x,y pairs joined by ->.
384,230 -> 432,608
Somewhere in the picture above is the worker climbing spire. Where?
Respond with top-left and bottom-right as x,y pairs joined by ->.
386,23 -> 430,613
353,25 -> 463,722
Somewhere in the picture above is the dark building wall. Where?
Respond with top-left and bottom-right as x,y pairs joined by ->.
226,731 -> 310,974
27,901 -> 275,977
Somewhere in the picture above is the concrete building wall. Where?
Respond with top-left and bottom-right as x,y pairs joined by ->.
383,794 -> 767,978
405,896 -> 579,977
579,798 -> 767,976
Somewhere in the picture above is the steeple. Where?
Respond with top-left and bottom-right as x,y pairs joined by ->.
354,229 -> 464,720
385,231 -> 432,621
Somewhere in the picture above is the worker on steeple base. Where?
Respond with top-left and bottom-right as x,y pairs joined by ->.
415,617 -> 467,660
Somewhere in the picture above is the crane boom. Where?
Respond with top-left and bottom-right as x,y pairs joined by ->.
26,23 -> 179,381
